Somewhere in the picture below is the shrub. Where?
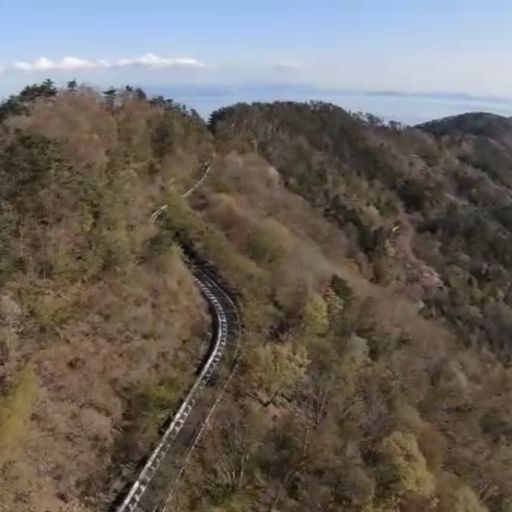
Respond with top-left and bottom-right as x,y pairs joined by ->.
0,365 -> 36,464
246,342 -> 309,405
247,218 -> 293,269
377,431 -> 435,499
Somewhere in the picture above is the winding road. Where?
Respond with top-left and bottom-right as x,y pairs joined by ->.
112,262 -> 240,512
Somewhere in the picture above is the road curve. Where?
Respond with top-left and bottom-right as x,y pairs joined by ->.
113,263 -> 240,512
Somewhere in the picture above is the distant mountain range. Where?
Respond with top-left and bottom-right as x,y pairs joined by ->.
368,89 -> 512,105
144,83 -> 512,105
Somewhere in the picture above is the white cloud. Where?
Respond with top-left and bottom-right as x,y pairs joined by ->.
14,56 -> 95,71
12,53 -> 205,72
111,53 -> 205,69
59,56 -> 96,70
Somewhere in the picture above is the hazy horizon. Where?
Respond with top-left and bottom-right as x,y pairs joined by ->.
0,0 -> 512,122
2,0 -> 512,124
146,84 -> 512,125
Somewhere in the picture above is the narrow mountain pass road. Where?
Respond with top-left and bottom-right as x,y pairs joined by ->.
111,262 -> 240,512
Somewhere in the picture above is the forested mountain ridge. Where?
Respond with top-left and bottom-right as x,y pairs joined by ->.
0,85 -> 511,512
418,112 -> 512,141
211,102 -> 512,358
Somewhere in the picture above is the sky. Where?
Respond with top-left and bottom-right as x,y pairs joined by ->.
1,0 -> 512,123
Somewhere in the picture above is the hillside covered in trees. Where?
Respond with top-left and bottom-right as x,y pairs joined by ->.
1,83 -> 512,512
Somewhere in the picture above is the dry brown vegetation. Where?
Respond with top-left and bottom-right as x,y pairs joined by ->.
1,88 -> 512,512
0,83 -> 210,511
169,103 -> 512,512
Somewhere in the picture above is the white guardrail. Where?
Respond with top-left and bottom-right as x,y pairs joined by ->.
115,271 -> 232,512
160,273 -> 242,512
